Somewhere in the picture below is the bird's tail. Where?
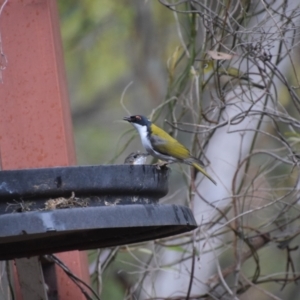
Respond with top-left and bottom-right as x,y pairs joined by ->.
190,159 -> 217,185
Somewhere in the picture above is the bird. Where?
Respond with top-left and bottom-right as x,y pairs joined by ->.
203,60 -> 265,91
124,151 -> 148,165
123,115 -> 217,185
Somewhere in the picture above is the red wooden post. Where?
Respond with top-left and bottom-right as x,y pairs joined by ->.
0,0 -> 90,299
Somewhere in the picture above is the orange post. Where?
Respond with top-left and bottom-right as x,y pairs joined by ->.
0,0 -> 90,299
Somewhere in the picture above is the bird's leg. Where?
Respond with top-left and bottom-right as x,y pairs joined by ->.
153,160 -> 169,169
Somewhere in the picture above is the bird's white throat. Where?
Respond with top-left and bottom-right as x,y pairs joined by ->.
132,123 -> 153,153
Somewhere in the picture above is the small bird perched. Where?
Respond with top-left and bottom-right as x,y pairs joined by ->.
203,60 -> 265,91
124,151 -> 148,165
123,115 -> 216,185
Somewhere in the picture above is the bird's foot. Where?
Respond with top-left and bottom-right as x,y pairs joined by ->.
153,160 -> 169,170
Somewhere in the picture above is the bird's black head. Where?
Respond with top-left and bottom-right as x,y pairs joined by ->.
123,115 -> 150,126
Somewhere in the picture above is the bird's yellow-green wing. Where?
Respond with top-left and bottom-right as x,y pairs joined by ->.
150,124 -> 217,184
150,124 -> 190,159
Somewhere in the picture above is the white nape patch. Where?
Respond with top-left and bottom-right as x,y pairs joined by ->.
132,123 -> 153,153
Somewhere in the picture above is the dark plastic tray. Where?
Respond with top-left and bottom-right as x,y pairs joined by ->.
0,165 -> 197,260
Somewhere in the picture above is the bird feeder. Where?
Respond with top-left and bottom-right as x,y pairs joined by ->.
0,164 -> 197,260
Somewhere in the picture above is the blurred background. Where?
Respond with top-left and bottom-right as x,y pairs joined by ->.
59,0 -> 174,165
58,1 -> 300,299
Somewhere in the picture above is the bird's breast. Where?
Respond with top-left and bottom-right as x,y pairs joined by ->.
141,135 -> 154,153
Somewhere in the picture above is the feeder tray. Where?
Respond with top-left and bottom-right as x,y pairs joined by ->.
0,165 -> 197,260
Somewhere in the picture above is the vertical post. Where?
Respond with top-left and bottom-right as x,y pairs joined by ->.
15,257 -> 48,300
0,0 -> 90,299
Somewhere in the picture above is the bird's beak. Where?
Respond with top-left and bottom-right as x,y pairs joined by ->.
123,116 -> 131,122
